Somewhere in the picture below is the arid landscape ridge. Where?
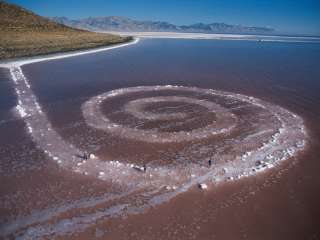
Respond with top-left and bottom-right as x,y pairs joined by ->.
51,16 -> 275,35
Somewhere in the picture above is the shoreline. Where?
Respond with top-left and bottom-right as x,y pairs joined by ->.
104,31 -> 320,43
1,31 -> 318,69
0,37 -> 140,68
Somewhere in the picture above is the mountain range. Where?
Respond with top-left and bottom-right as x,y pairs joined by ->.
51,16 -> 275,35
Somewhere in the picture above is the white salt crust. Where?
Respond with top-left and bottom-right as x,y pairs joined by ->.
0,39 -> 308,239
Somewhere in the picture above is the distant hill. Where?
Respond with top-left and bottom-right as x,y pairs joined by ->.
0,1 -> 78,32
51,16 -> 275,35
0,1 -> 130,59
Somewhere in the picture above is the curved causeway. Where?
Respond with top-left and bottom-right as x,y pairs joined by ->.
0,40 -> 308,239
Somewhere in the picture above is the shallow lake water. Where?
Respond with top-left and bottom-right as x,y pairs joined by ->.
1,39 -> 320,239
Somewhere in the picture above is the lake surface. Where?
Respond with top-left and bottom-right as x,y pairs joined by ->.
1,39 -> 320,239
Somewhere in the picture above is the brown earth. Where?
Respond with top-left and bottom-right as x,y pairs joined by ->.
0,1 -> 132,60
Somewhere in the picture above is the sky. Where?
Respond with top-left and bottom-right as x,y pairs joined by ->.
7,0 -> 320,36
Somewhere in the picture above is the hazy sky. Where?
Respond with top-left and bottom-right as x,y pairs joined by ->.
7,0 -> 320,35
